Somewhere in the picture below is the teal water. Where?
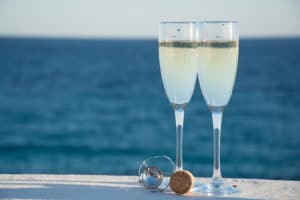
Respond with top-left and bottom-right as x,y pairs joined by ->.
0,37 -> 299,180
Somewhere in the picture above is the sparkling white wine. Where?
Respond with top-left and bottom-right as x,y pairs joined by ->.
159,41 -> 197,104
197,41 -> 239,107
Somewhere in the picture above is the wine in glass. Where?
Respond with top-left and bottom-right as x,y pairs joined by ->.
159,21 -> 197,171
196,20 -> 239,195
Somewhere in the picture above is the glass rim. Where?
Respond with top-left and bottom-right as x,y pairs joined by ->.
160,20 -> 238,24
198,20 -> 238,24
160,21 -> 195,24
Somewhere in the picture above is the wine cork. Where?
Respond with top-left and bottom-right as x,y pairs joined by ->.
170,170 -> 194,194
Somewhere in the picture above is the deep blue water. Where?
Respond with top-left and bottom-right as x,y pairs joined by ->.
0,37 -> 299,180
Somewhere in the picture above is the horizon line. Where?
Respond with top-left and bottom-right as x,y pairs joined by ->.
0,34 -> 300,41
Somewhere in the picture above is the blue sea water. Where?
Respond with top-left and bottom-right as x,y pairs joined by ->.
0,37 -> 299,180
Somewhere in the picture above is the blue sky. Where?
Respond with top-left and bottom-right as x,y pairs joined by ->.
0,0 -> 299,38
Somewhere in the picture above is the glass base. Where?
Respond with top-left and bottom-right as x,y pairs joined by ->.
194,179 -> 239,196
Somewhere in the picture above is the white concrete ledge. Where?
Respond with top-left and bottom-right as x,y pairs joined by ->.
0,174 -> 299,200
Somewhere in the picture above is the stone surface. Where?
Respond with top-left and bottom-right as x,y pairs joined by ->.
0,174 -> 299,200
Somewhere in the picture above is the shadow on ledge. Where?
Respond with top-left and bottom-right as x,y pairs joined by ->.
0,181 -> 257,200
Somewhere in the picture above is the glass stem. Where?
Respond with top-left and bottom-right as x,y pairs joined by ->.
211,106 -> 223,182
173,104 -> 185,171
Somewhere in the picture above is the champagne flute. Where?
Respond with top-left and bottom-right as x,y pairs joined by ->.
196,20 -> 239,195
159,22 -> 197,171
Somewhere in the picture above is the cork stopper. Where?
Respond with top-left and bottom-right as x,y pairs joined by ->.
169,170 -> 194,194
